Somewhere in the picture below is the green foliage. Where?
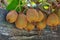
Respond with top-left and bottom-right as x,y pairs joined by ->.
39,0 -> 47,2
7,0 -> 13,5
6,0 -> 27,12
6,0 -> 19,11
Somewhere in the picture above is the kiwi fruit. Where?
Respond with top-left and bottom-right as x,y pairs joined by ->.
37,20 -> 46,31
47,13 -> 59,27
6,10 -> 18,23
25,22 -> 35,32
37,10 -> 44,22
15,13 -> 27,30
26,8 -> 39,23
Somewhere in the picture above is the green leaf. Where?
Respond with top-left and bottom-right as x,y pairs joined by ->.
7,0 -> 13,5
6,0 -> 27,12
6,0 -> 19,11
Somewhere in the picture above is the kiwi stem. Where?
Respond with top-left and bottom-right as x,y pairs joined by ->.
22,5 -> 30,14
23,8 -> 27,14
14,0 -> 20,11
14,0 -> 23,12
14,5 -> 19,11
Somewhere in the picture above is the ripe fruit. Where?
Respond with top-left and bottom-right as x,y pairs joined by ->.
47,13 -> 59,30
26,8 -> 39,23
37,11 -> 44,22
15,13 -> 27,30
6,10 -> 18,23
37,20 -> 46,31
25,23 -> 35,32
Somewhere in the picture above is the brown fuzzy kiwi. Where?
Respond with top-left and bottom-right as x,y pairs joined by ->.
25,22 -> 35,32
47,13 -> 59,31
6,10 -> 18,23
26,8 -> 39,23
47,13 -> 59,27
36,20 -> 46,31
15,13 -> 27,30
37,10 -> 44,22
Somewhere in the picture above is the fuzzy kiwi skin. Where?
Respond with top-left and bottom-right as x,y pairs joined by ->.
36,20 -> 46,31
26,8 -> 39,23
25,23 -> 35,32
15,13 -> 27,30
37,11 -> 44,22
6,10 -> 18,23
47,13 -> 59,27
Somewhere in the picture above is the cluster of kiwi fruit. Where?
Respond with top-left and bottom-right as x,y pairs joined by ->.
6,7 -> 60,33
